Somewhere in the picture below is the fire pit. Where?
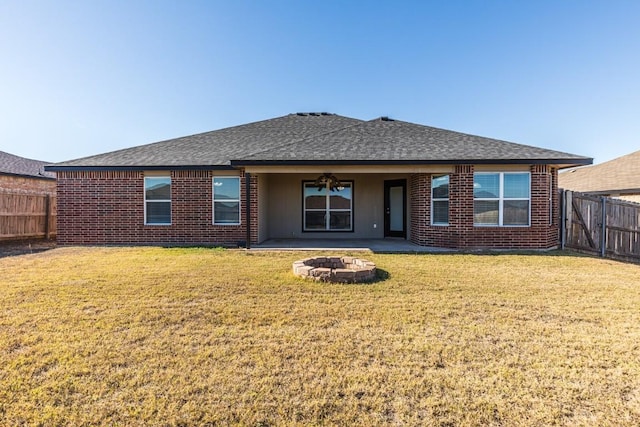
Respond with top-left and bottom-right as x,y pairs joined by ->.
293,256 -> 377,283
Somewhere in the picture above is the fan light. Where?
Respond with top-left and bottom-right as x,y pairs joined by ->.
314,173 -> 344,191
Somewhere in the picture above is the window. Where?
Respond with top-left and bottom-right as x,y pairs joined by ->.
145,176 -> 171,225
213,177 -> 240,225
431,175 -> 449,225
474,172 -> 530,226
303,181 -> 353,231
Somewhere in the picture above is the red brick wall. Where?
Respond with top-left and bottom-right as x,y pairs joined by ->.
56,170 -> 258,246
58,166 -> 557,249
409,173 -> 429,246
0,174 -> 56,194
410,165 -> 559,249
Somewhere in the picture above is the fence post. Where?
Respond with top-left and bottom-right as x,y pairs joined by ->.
565,190 -> 574,249
45,194 -> 51,239
600,196 -> 606,257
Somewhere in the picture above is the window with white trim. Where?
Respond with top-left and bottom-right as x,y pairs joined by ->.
303,181 -> 353,231
431,175 -> 449,225
145,176 -> 171,225
473,172 -> 530,226
213,177 -> 241,225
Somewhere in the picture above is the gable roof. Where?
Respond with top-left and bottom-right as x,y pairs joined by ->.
558,149 -> 640,194
0,150 -> 55,179
46,113 -> 592,171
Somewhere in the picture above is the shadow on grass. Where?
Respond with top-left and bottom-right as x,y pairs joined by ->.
387,248 -> 639,265
0,239 -> 57,259
373,268 -> 391,283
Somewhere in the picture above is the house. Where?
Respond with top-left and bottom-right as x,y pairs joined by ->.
559,149 -> 640,203
46,113 -> 591,249
0,150 -> 56,194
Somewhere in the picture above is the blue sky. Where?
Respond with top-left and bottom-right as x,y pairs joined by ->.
1,0 -> 638,164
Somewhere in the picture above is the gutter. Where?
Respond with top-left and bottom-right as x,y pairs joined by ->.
230,158 -> 593,168
44,165 -> 237,172
558,188 -> 640,196
0,171 -> 56,180
44,158 -> 594,172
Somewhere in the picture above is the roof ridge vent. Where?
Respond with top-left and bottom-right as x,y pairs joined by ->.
296,112 -> 332,117
380,116 -> 394,121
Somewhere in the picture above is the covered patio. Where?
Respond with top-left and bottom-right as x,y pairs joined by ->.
250,170 -> 425,243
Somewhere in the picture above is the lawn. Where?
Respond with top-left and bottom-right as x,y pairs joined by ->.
1,247 -> 640,426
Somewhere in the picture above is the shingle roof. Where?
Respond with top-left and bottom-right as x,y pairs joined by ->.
48,113 -> 362,169
47,113 -> 592,170
234,117 -> 590,165
0,151 -> 56,179
558,149 -> 640,194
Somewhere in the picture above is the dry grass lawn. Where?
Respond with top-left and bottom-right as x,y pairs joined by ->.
1,247 -> 640,426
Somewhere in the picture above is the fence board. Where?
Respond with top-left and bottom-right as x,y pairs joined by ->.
0,191 -> 56,240
562,190 -> 640,262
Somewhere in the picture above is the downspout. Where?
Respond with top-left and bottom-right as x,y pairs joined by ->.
245,172 -> 251,249
560,190 -> 566,250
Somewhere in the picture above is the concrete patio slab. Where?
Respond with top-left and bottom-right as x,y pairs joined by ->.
250,238 -> 453,253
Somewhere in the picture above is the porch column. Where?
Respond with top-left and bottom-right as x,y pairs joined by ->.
245,172 -> 251,249
450,165 -> 474,247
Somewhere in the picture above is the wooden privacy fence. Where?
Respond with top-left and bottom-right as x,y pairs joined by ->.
0,191 -> 56,240
561,190 -> 640,262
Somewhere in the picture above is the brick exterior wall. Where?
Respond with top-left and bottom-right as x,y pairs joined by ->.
57,165 -> 558,249
56,170 -> 258,246
0,174 -> 56,194
410,165 -> 559,249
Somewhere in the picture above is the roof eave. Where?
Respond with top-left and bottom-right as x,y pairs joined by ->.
558,188 -> 640,195
0,171 -> 56,180
44,157 -> 593,171
231,158 -> 593,168
44,164 -> 237,172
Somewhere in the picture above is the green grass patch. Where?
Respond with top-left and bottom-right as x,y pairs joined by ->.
1,247 -> 640,425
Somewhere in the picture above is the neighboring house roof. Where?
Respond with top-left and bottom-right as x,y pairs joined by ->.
46,113 -> 592,171
559,149 -> 640,194
0,150 -> 56,179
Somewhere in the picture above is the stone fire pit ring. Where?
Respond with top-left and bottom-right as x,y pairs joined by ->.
293,256 -> 377,283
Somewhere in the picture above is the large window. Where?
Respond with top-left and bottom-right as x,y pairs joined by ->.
213,177 -> 240,225
431,175 -> 449,225
303,181 -> 353,231
474,172 -> 530,226
145,176 -> 171,225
